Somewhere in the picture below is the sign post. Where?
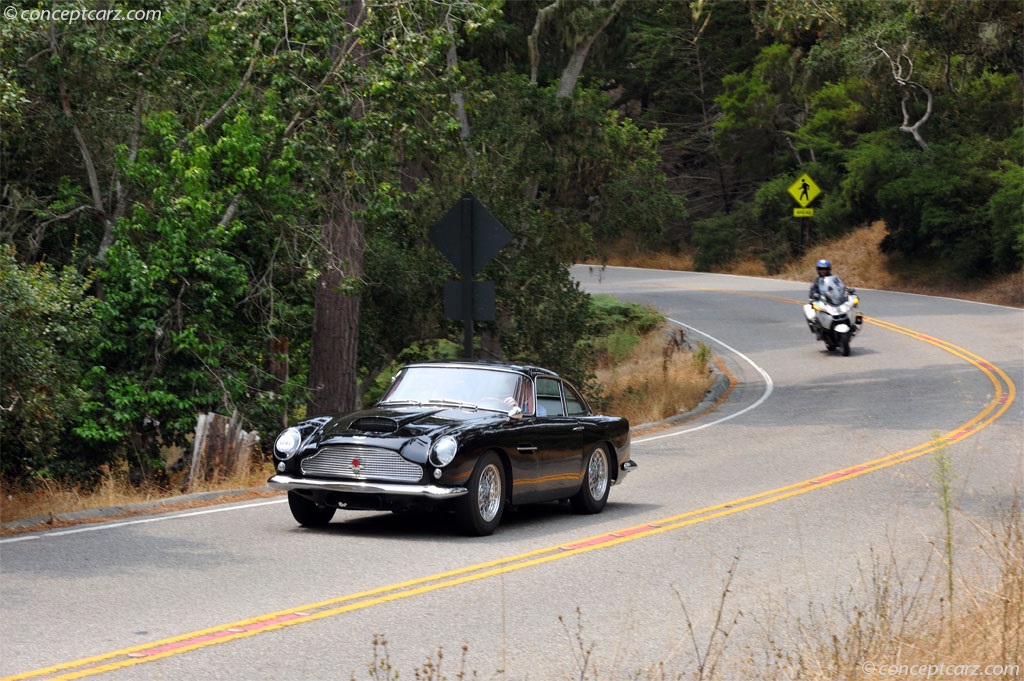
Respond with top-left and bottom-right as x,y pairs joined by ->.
428,193 -> 511,358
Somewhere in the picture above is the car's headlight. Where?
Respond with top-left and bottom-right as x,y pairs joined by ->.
274,427 -> 303,460
429,435 -> 458,467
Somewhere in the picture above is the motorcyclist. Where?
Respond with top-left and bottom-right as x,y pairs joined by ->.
808,259 -> 832,300
805,258 -> 834,339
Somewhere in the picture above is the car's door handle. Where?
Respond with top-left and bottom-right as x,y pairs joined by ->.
572,425 -> 585,431
517,445 -> 538,453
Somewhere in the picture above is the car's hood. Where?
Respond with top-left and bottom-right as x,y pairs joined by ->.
311,405 -> 505,444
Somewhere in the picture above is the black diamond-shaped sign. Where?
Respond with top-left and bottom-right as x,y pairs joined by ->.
428,193 -> 511,275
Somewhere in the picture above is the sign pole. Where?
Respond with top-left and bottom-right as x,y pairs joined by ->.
460,196 -> 474,358
429,192 -> 511,360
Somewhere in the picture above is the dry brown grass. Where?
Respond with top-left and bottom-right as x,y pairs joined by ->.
775,221 -> 1023,308
601,221 -> 1023,308
594,327 -> 714,426
594,238 -> 696,272
747,497 -> 1024,681
0,459 -> 275,526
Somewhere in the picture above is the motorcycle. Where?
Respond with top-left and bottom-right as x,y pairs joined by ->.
803,274 -> 863,356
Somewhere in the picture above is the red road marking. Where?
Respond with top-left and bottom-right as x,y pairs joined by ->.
811,465 -> 867,485
561,524 -> 660,551
127,613 -> 304,658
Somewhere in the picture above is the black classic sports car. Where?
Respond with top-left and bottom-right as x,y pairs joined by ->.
268,360 -> 634,535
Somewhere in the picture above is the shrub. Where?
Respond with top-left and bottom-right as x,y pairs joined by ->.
0,248 -> 102,483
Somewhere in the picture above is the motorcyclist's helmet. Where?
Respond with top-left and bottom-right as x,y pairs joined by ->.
815,259 -> 831,276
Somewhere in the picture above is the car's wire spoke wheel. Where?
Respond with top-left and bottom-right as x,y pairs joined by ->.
571,445 -> 611,514
587,448 -> 609,499
457,451 -> 505,536
477,463 -> 502,522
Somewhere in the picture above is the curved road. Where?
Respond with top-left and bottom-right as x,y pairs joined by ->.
2,267 -> 1020,680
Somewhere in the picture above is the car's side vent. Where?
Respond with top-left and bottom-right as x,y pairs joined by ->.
350,416 -> 399,434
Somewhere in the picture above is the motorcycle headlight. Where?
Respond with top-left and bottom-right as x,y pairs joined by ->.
429,435 -> 459,467
274,427 -> 303,460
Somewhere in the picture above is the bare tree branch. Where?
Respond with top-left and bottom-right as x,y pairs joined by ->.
528,0 -> 559,86
445,15 -> 475,176
49,26 -> 108,229
556,0 -> 627,98
528,0 -> 627,98
39,204 -> 93,227
197,45 -> 259,138
876,41 -> 932,151
218,193 -> 243,228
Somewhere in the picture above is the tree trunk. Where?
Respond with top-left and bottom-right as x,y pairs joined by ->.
306,193 -> 364,416
305,0 -> 368,418
265,337 -> 290,430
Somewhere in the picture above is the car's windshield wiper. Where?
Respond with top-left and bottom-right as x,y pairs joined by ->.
428,399 -> 479,411
379,399 -> 423,407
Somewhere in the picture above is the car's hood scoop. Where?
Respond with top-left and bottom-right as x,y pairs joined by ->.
348,416 -> 400,434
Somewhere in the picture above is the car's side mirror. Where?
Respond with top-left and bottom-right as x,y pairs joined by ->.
507,405 -> 523,420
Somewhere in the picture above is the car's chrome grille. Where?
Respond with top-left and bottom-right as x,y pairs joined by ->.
301,445 -> 422,483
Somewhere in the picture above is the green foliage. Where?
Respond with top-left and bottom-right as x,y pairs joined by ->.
753,175 -> 801,272
492,254 -> 595,392
987,156 -> 1024,272
77,105 -> 306,475
877,135 -> 1017,276
693,205 -> 749,272
0,249 -> 101,482
584,114 -> 685,253
792,79 -> 874,164
587,296 -> 662,366
714,0 -> 1023,273
692,342 -> 711,373
839,131 -> 920,226
3,0 -> 1021,488
714,43 -> 803,184
588,295 -> 662,336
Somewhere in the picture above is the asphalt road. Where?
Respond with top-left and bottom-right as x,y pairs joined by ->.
2,267 -> 1021,681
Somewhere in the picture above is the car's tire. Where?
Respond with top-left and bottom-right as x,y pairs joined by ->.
571,444 -> 611,514
288,491 -> 336,527
456,452 -> 505,536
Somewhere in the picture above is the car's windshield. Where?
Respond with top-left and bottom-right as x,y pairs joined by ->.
380,366 -> 528,413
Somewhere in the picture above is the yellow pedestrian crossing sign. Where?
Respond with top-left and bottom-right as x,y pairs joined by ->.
788,174 -> 821,207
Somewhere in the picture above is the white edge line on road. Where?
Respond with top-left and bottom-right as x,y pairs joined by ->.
0,499 -> 287,544
633,318 -> 774,444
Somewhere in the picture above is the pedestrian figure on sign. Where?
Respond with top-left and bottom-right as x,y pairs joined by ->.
799,179 -> 811,203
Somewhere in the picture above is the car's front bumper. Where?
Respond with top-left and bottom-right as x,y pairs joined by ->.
268,474 -> 468,498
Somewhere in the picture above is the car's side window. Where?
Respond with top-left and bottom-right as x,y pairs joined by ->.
535,377 -> 564,417
563,383 -> 590,416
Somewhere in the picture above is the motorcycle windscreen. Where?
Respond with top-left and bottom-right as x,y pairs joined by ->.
820,275 -> 848,305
